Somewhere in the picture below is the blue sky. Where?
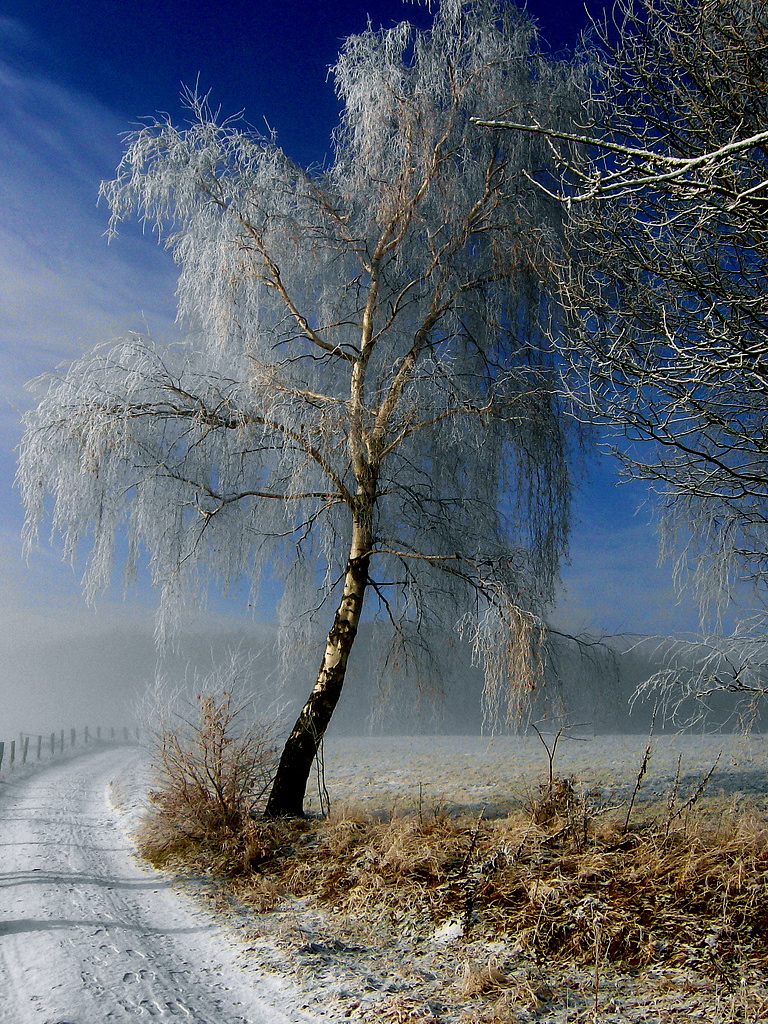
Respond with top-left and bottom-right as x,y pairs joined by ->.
0,0 -> 706,697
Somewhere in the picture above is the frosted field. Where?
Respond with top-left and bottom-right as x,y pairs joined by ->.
306,732 -> 768,816
3,736 -> 766,1023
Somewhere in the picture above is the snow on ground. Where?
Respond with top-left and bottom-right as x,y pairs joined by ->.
306,731 -> 768,816
0,746 -> 321,1024
2,734 -> 768,1024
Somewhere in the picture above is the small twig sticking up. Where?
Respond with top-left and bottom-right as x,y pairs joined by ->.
530,722 -> 566,790
593,915 -> 602,1022
667,752 -> 722,829
663,755 -> 683,838
623,705 -> 658,834
459,807 -> 487,876
459,806 -> 487,936
530,721 -> 589,790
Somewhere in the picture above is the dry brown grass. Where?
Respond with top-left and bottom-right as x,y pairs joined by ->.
141,772 -> 768,982
134,735 -> 768,1022
287,809 -> 767,976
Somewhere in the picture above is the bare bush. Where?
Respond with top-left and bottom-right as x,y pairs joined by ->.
138,680 -> 281,864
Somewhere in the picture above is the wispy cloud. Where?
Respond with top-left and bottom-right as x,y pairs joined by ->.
0,26 -> 183,647
0,30 -> 179,439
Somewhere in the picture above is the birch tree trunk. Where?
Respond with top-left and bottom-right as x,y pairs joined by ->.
264,521 -> 371,817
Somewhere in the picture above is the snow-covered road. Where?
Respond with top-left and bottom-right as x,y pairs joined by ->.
0,747 -> 316,1024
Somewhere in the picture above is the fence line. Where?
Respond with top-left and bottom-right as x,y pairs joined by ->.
0,725 -> 140,774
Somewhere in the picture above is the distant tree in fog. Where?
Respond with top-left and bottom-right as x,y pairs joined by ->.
18,0 -> 582,815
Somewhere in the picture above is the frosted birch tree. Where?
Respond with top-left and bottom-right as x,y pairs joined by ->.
477,0 -> 768,717
479,0 -> 768,621
18,0 -> 581,816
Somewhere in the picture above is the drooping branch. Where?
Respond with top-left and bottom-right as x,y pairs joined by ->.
473,0 -> 768,627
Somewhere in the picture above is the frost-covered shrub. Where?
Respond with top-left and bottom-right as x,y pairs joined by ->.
139,686 -> 279,863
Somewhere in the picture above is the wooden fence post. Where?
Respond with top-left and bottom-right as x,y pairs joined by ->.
0,742 -> 4,771
22,736 -> 29,765
36,735 -> 42,760
84,726 -> 89,744
50,732 -> 55,755
10,740 -> 15,769
71,728 -> 76,747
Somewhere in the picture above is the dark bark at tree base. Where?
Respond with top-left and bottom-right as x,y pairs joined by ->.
264,550 -> 369,818
262,678 -> 345,818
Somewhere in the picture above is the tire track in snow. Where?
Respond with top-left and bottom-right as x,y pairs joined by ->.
0,747 -> 317,1024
